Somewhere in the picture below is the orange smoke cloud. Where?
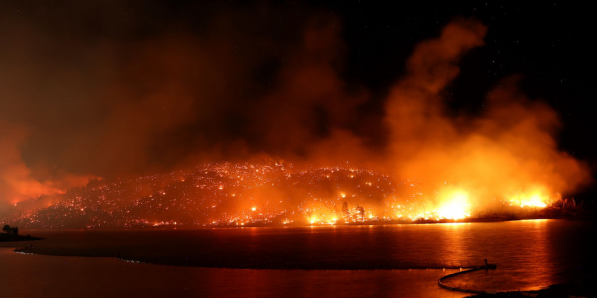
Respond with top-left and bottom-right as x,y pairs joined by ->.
384,19 -> 590,211
0,1 -> 590,222
0,121 -> 93,211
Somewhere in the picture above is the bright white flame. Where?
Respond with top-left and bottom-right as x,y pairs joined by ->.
437,190 -> 470,220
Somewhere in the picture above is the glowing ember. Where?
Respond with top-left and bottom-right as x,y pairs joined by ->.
0,12 -> 589,233
4,161 -> 564,229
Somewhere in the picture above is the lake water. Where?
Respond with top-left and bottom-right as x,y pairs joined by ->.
1,219 -> 594,297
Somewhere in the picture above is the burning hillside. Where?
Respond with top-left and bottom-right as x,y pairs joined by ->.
0,14 -> 590,225
4,161 -> 571,229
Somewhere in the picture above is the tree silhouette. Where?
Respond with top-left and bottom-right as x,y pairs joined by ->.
2,224 -> 19,235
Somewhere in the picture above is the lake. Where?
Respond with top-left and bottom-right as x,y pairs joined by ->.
1,219 -> 594,297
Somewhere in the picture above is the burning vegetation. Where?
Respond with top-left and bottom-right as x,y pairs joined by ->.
0,11 -> 591,227
4,161 -> 586,229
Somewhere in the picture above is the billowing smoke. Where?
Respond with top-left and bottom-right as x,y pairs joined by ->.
0,121 -> 92,209
384,19 -> 590,210
0,1 -> 591,218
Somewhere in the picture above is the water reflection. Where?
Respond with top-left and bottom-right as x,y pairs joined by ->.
444,220 -> 586,291
0,248 -> 464,298
2,219 -> 592,294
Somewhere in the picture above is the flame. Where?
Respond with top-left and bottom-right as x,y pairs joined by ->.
5,162 -> 567,228
437,190 -> 470,220
509,193 -> 548,208
3,13 -> 591,232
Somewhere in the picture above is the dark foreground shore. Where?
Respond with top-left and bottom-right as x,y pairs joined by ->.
0,234 -> 42,242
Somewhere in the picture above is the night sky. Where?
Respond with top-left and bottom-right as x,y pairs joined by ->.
1,1 -> 595,207
327,2 -> 596,163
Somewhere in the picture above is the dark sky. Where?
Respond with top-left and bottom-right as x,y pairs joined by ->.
334,2 -> 595,158
0,1 -> 595,205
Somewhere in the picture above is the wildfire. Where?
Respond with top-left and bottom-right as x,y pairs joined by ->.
2,17 -> 589,232
509,193 -> 548,208
436,190 -> 470,220
6,161 -> 562,229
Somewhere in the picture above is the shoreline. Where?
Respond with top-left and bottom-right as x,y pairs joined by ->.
12,216 -> 594,230
6,245 -> 471,272
10,245 -> 478,270
0,234 -> 43,242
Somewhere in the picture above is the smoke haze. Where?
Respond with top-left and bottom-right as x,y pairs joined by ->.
0,2 -> 590,214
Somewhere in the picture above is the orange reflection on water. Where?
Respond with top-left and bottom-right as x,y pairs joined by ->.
442,220 -> 557,292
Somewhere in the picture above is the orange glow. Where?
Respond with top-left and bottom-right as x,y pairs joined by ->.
3,19 -> 589,230
509,193 -> 548,208
8,160 -> 568,228
436,190 -> 470,220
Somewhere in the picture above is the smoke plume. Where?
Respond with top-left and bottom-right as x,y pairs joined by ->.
0,1 -> 590,217
384,19 -> 589,209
